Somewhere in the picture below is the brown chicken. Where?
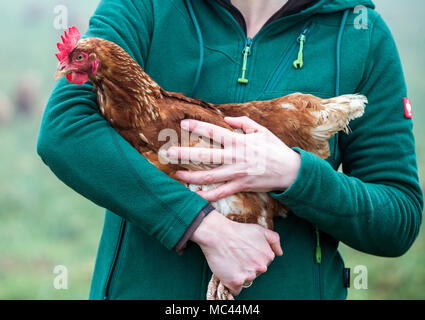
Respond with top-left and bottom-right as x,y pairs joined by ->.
55,27 -> 367,300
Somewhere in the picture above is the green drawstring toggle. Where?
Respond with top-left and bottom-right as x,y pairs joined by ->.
315,227 -> 322,264
293,34 -> 305,69
238,44 -> 251,84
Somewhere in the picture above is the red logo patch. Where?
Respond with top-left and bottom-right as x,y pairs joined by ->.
404,98 -> 413,119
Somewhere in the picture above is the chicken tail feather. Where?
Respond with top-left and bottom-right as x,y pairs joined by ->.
311,94 -> 367,141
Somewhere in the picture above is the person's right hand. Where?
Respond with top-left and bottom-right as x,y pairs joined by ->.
191,210 -> 283,296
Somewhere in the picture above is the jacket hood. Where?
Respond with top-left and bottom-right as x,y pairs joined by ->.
317,0 -> 375,14
268,0 -> 376,24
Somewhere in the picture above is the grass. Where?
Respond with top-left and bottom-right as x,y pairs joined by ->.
340,231 -> 425,300
0,116 -> 104,299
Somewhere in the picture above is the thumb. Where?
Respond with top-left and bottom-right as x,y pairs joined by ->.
224,116 -> 266,134
265,230 -> 283,256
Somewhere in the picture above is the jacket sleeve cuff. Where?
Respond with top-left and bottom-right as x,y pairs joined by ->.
269,147 -> 318,206
174,204 -> 216,255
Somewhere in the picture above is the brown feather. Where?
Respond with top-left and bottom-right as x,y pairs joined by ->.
70,37 -> 366,231
61,36 -> 367,300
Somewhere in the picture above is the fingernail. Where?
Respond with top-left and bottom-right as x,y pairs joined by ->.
181,120 -> 189,130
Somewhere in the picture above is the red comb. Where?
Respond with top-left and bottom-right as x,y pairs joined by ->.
55,26 -> 81,62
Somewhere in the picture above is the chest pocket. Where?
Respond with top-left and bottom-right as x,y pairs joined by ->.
260,22 -> 337,97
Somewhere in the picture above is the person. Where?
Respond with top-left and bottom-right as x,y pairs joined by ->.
37,0 -> 423,299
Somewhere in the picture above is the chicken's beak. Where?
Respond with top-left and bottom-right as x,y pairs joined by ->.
55,62 -> 69,80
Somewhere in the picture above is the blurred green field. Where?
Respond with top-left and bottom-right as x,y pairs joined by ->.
0,0 -> 424,299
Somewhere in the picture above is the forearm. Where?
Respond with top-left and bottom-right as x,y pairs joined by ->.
37,0 -> 212,250
270,148 -> 423,257
270,15 -> 424,258
37,79 -> 208,250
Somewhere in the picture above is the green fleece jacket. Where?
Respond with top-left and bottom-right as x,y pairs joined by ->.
37,0 -> 423,299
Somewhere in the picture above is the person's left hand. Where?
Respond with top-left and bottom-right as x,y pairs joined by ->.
167,116 -> 301,202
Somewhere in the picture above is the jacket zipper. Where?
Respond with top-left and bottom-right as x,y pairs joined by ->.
235,37 -> 253,102
103,218 -> 126,300
264,21 -> 314,92
293,33 -> 306,69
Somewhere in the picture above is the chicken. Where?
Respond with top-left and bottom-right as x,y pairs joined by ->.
55,27 -> 367,300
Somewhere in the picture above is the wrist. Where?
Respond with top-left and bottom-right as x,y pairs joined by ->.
280,149 -> 301,190
191,210 -> 224,247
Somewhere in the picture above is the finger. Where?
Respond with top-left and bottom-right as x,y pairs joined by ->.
265,230 -> 283,256
226,283 -> 242,297
224,116 -> 267,134
245,273 -> 257,283
196,180 -> 243,201
181,119 -> 237,144
175,165 -> 246,185
167,147 -> 232,164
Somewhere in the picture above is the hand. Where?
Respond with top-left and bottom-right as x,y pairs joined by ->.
191,210 -> 283,296
167,116 -> 301,202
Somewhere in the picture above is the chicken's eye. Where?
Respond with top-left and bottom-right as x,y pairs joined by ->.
75,54 -> 85,62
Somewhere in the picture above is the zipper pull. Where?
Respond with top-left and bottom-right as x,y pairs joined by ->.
238,38 -> 253,84
293,33 -> 306,69
314,227 -> 322,264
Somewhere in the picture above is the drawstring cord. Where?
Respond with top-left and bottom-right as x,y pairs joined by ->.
333,9 -> 350,161
185,0 -> 204,97
314,9 -> 350,265
335,9 -> 350,96
315,227 -> 322,264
